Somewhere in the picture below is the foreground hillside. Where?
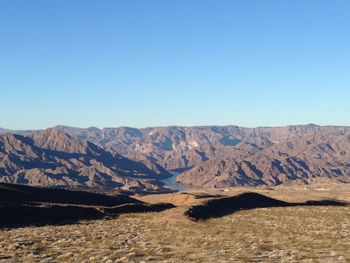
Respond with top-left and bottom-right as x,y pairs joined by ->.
0,187 -> 349,262
0,183 -> 174,228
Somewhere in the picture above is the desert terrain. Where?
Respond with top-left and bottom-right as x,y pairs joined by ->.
2,0 -> 350,261
1,185 -> 349,263
1,125 -> 350,262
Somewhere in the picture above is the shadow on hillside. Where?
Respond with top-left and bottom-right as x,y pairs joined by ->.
185,192 -> 348,221
0,183 -> 138,207
0,183 -> 175,229
0,204 -> 106,228
0,203 -> 175,229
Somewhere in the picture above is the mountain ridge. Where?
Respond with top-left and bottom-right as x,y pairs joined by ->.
0,129 -> 171,192
1,124 -> 350,189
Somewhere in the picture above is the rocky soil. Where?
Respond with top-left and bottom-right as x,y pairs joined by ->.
1,189 -> 349,263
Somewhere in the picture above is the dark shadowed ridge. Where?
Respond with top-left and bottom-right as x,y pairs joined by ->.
185,192 -> 348,221
0,182 -> 140,207
0,183 -> 175,228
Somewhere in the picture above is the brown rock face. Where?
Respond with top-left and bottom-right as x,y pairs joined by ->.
177,130 -> 350,187
54,124 -> 350,187
0,129 -> 169,192
1,124 -> 350,188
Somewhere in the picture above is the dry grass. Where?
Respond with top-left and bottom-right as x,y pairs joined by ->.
0,188 -> 349,262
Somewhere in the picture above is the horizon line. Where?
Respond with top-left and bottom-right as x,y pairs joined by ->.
2,123 -> 350,131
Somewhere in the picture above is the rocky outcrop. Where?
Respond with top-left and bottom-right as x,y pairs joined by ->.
0,129 -> 170,192
178,132 -> 350,187
53,125 -> 350,187
1,124 -> 350,188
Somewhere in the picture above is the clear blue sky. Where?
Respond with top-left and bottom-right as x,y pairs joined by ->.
1,1 -> 350,129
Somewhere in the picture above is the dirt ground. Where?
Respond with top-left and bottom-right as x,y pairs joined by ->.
1,186 -> 349,263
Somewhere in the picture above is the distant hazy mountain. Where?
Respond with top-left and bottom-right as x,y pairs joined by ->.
1,124 -> 350,189
0,128 -> 9,134
0,128 -> 170,192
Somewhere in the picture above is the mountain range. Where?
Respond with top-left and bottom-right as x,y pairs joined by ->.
1,124 -> 350,190
0,128 -> 170,192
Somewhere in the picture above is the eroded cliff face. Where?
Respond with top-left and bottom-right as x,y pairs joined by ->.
0,129 -> 169,192
1,125 -> 350,188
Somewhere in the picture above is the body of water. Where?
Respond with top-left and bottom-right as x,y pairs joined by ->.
160,172 -> 185,191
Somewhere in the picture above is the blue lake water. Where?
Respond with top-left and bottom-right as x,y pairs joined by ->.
160,172 -> 185,191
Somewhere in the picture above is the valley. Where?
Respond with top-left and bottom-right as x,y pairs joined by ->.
159,172 -> 184,191
1,124 -> 350,262
2,1 -> 350,261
